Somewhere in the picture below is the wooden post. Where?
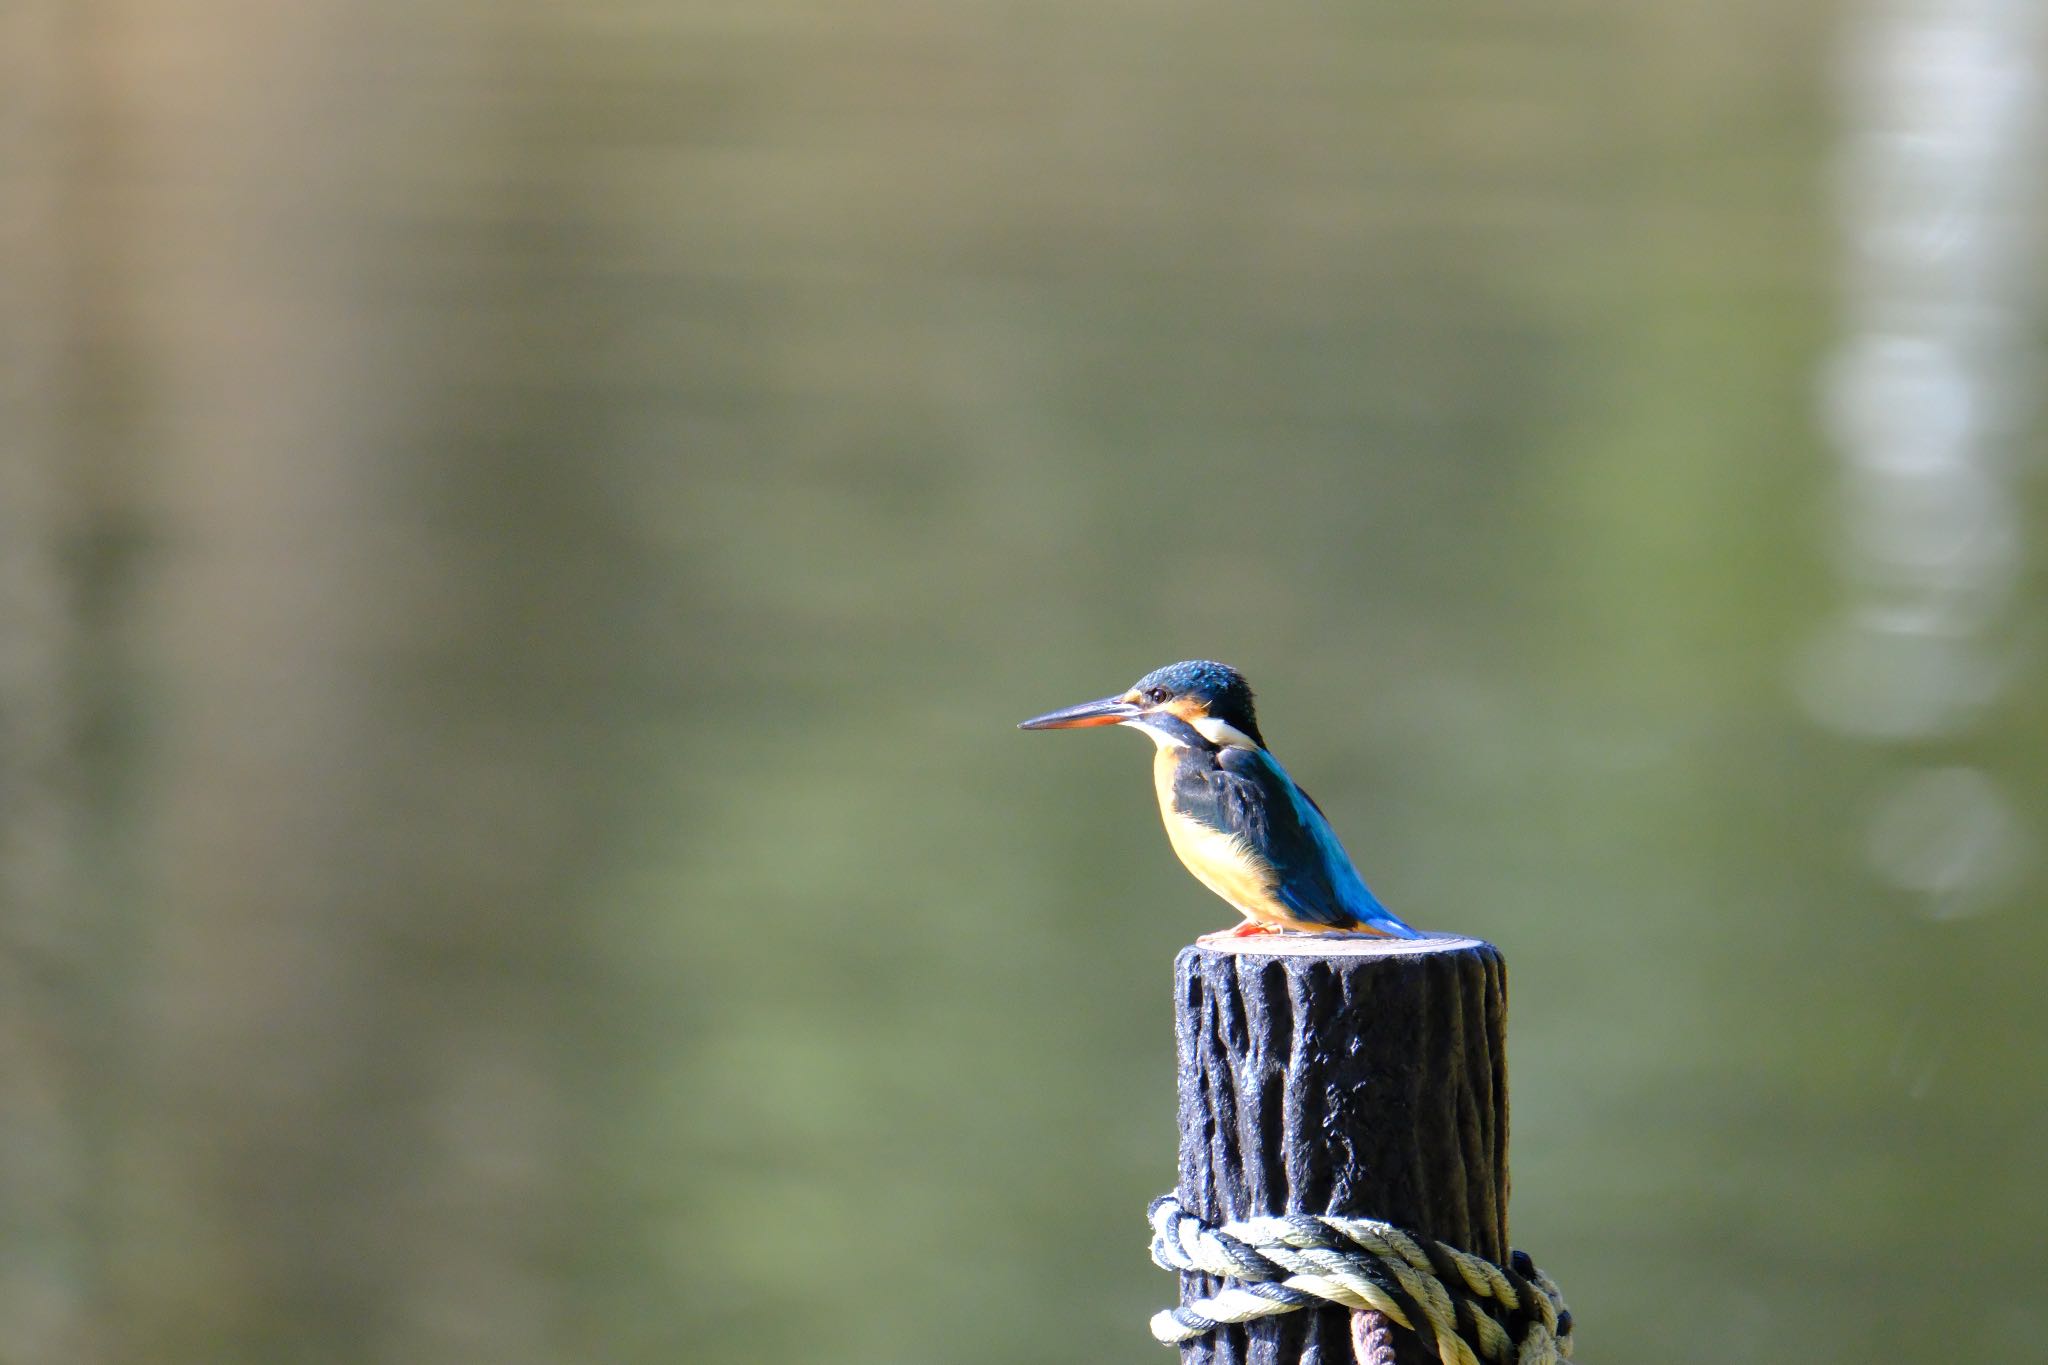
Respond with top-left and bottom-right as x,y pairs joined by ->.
1172,935 -> 1509,1365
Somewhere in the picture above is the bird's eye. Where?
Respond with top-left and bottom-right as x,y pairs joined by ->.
1146,687 -> 1170,704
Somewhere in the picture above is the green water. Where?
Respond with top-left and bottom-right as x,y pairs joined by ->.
4,2 -> 2043,1361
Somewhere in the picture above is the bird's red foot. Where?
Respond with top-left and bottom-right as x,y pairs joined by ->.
1225,920 -> 1278,937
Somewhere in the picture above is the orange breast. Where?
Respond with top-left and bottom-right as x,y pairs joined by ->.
1152,750 -> 1314,927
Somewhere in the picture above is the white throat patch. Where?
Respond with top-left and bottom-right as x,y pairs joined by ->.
1124,714 -> 1191,750
1123,712 -> 1262,751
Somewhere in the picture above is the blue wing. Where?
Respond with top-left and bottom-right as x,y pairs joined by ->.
1176,747 -> 1417,936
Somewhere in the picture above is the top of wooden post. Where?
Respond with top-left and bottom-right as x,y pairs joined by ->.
1190,930 -> 1493,959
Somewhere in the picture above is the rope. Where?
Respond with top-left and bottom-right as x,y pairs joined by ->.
1147,1194 -> 1574,1365
1351,1307 -> 1397,1365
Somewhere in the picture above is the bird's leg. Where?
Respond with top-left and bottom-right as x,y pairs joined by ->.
1226,919 -> 1277,938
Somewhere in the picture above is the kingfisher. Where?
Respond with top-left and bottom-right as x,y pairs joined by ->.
1019,660 -> 1418,938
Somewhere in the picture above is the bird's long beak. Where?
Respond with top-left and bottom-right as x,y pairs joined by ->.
1017,694 -> 1142,730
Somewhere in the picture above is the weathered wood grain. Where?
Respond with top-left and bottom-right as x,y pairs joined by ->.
1172,934 -> 1509,1365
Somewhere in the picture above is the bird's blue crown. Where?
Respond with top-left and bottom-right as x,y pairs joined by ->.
1131,660 -> 1264,747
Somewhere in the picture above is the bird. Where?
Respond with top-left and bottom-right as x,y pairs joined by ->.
1018,660 -> 1418,938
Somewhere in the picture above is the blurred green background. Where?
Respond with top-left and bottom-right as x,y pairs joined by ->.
3,1 -> 2044,1362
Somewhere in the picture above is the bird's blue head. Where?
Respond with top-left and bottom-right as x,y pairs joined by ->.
1017,659 -> 1266,750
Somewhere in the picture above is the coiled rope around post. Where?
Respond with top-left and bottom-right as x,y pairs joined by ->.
1147,1194 -> 1573,1365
